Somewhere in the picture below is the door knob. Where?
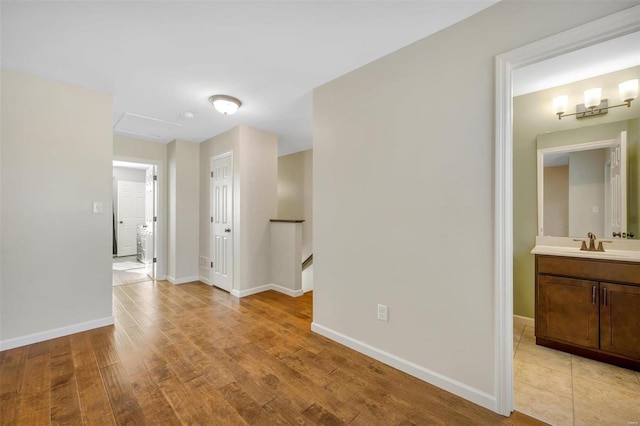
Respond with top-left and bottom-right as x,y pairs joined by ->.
225,228 -> 231,233
119,221 -> 124,224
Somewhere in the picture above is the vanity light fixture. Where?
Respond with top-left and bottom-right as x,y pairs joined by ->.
209,95 -> 242,115
553,78 -> 638,120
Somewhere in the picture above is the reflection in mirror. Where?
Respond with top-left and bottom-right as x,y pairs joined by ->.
537,119 -> 639,239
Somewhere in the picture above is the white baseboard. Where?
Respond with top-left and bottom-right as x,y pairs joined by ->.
310,322 -> 497,413
0,316 -> 114,351
166,275 -> 200,285
231,283 -> 303,298
271,283 -> 304,297
198,275 -> 211,285
514,315 -> 534,329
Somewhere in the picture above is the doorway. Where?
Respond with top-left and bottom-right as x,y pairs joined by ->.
495,5 -> 640,419
112,160 -> 157,286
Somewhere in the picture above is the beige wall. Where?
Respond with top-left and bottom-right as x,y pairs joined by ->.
543,166 -> 569,237
167,139 -> 200,282
313,0 -> 636,407
199,125 -> 278,292
270,222 -> 302,292
568,149 -> 607,237
167,141 -> 177,278
114,134 -> 167,163
238,126 -> 278,291
514,65 -> 640,318
1,69 -> 113,345
278,149 -> 313,259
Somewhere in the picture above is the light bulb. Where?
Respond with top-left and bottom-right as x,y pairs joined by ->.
209,95 -> 242,115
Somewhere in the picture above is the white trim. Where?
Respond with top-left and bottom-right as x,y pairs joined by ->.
537,138 -> 617,235
514,315 -> 535,330
230,283 -> 303,298
311,322 -> 496,412
0,316 -> 114,351
166,275 -> 200,285
199,275 -> 211,285
495,4 -> 640,417
270,284 -> 304,298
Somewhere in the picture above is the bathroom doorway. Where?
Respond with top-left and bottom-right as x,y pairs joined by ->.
496,6 -> 640,422
112,160 -> 157,286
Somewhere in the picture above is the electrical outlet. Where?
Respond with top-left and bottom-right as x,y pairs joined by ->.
377,304 -> 388,322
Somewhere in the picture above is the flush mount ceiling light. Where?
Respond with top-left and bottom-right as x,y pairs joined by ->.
209,95 -> 242,115
552,79 -> 638,120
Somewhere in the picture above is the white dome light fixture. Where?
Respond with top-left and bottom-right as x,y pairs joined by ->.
209,95 -> 242,115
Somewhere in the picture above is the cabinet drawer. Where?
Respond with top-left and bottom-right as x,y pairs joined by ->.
537,255 -> 640,286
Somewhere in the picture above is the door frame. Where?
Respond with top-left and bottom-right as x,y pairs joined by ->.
114,155 -> 167,280
210,152 -> 235,292
494,5 -> 640,416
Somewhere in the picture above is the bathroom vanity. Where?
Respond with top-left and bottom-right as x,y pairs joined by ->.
533,249 -> 640,371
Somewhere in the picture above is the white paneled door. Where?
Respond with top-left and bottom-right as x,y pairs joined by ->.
117,180 -> 145,257
210,154 -> 233,292
608,131 -> 627,237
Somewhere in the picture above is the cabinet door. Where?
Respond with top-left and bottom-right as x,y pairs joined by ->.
600,282 -> 640,359
537,275 -> 599,348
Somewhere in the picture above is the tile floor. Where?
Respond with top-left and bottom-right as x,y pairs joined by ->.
112,255 -> 150,286
514,324 -> 640,426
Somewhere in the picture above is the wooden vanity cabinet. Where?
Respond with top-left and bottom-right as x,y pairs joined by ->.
600,282 -> 640,360
535,255 -> 640,371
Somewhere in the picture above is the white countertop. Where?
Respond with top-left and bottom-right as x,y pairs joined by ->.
531,236 -> 640,263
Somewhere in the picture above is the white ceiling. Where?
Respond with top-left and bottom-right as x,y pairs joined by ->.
513,31 -> 640,97
1,1 -> 498,155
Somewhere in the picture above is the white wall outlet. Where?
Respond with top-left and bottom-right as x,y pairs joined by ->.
92,201 -> 103,214
377,304 -> 388,322
592,205 -> 599,213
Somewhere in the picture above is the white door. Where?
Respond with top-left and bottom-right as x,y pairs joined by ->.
210,154 -> 233,292
145,167 -> 156,279
117,181 -> 145,257
609,131 -> 627,237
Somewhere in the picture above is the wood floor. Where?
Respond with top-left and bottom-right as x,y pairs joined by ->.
1,280 -> 544,425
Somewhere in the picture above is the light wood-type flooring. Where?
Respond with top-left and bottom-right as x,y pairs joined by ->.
0,280 -> 544,425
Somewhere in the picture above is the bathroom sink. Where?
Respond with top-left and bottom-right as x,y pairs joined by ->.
531,245 -> 640,262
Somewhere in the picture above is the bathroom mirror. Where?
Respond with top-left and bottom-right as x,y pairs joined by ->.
537,119 -> 639,239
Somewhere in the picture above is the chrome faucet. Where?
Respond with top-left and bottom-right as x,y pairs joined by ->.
573,232 -> 612,252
